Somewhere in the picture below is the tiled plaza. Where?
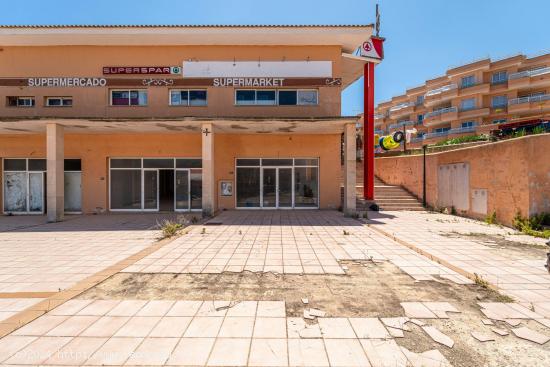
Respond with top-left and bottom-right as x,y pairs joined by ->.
368,211 -> 550,303
0,299 -> 445,367
123,210 -> 467,283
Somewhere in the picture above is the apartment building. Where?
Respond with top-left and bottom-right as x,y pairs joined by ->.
0,25 -> 373,220
374,53 -> 550,147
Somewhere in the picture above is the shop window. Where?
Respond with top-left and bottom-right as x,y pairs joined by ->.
170,90 -> 207,106
110,90 -> 147,106
7,96 -> 35,107
176,159 -> 202,168
235,90 -> 276,105
45,97 -> 72,107
278,90 -> 318,106
3,159 -> 27,171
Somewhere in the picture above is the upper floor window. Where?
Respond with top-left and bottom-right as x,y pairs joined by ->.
170,90 -> 207,106
461,121 -> 475,128
417,114 -> 424,124
461,75 -> 476,88
110,90 -> 147,106
460,98 -> 476,111
491,71 -> 508,85
416,95 -> 424,105
236,90 -> 276,105
493,119 -> 507,124
434,126 -> 451,133
45,97 -> 72,107
235,89 -> 318,106
7,96 -> 35,107
491,95 -> 507,108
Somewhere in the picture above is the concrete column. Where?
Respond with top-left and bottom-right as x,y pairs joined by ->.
46,123 -> 64,222
201,123 -> 215,217
343,123 -> 357,215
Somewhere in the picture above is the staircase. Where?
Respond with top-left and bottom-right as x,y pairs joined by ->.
372,177 -> 424,211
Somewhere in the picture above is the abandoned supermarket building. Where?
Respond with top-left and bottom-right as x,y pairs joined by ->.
0,25 -> 374,220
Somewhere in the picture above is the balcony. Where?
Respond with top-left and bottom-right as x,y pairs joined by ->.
423,106 -> 458,126
423,130 -> 450,139
388,120 -> 414,130
458,107 -> 490,119
448,125 -> 477,135
508,66 -> 550,89
424,83 -> 458,106
374,129 -> 385,135
458,82 -> 490,97
508,93 -> 550,114
388,101 -> 416,119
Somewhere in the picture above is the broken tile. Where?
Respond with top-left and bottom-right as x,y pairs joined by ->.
471,331 -> 495,342
287,317 -> 322,338
348,318 -> 390,339
309,308 -> 326,317
504,319 -> 522,327
381,317 -> 410,331
303,309 -> 315,320
301,298 -> 309,305
318,318 -> 356,338
423,302 -> 460,319
535,318 -> 550,329
422,326 -> 454,348
387,327 -> 404,338
410,318 -> 426,327
400,347 -> 451,367
360,339 -> 408,367
491,327 -> 509,336
481,319 -> 494,325
511,326 -> 550,345
401,302 -> 437,319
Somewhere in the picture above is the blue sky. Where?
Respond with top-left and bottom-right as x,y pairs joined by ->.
0,0 -> 548,116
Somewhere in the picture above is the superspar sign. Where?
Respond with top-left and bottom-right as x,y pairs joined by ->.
103,66 -> 181,75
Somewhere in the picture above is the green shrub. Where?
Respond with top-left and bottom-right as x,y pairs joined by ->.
159,220 -> 184,238
513,211 -> 550,239
485,211 -> 497,225
433,134 -> 489,147
532,126 -> 545,135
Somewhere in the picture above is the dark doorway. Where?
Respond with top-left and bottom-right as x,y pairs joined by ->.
159,169 -> 174,211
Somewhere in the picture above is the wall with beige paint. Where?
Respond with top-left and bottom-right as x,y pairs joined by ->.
374,134 -> 550,227
0,45 -> 343,118
0,132 -> 341,213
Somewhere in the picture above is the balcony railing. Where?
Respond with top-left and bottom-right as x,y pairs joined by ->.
424,106 -> 458,119
388,120 -> 414,130
424,130 -> 450,139
374,129 -> 385,135
410,136 -> 425,144
374,113 -> 386,120
425,83 -> 458,97
509,66 -> 550,80
508,94 -> 550,105
449,125 -> 477,134
389,101 -> 415,112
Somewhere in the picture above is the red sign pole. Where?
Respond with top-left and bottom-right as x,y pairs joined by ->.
364,62 -> 375,201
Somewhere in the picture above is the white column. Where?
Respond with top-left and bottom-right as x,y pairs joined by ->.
343,123 -> 357,215
46,123 -> 64,222
201,123 -> 215,216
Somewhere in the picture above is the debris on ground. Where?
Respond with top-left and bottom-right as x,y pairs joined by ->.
422,325 -> 455,348
308,308 -> 326,317
491,327 -> 509,336
481,318 -> 494,325
511,326 -> 550,345
401,302 -> 438,318
301,298 -> 309,305
400,347 -> 452,367
471,331 -> 496,342
423,301 -> 461,318
381,317 -> 411,331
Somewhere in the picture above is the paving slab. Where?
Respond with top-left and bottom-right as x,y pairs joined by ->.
400,302 -> 437,319
512,326 -> 550,345
422,325 -> 455,348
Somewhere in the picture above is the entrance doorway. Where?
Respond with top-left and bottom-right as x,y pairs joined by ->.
235,158 -> 319,209
159,169 -> 174,211
262,167 -> 293,208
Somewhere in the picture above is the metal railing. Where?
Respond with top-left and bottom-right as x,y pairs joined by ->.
509,66 -> 550,80
508,94 -> 550,105
374,113 -> 386,119
389,101 -> 415,112
424,106 -> 458,119
448,125 -> 477,134
410,136 -> 425,144
425,83 -> 458,97
388,120 -> 414,130
424,130 -> 450,139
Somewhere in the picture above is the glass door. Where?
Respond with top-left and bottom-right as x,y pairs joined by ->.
278,168 -> 293,208
143,169 -> 159,210
262,168 -> 277,208
28,172 -> 44,213
175,169 -> 190,211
